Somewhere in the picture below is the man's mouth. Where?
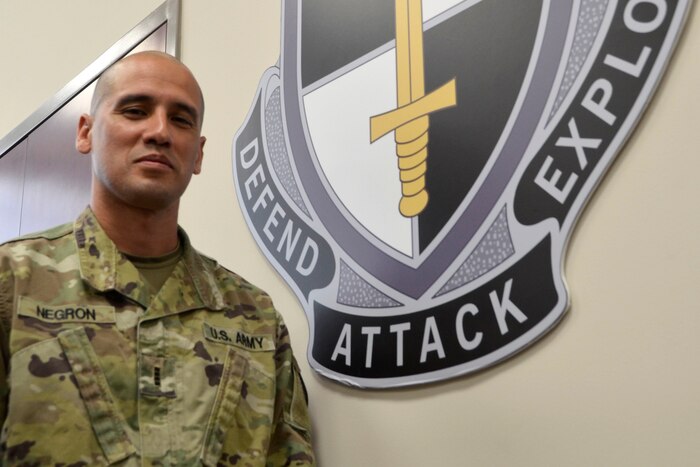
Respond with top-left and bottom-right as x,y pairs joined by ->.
135,154 -> 174,169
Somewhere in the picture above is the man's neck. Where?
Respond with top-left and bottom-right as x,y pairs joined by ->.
90,197 -> 180,257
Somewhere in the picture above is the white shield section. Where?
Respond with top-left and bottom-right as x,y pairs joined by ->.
304,50 -> 414,256
302,0 -> 472,258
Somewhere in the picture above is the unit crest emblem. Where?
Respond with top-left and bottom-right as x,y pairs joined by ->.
233,0 -> 689,387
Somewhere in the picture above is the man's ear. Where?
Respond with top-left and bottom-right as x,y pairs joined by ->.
193,136 -> 206,175
76,114 -> 93,154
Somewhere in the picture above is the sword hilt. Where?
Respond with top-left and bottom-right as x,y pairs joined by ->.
396,116 -> 429,217
370,79 -> 457,217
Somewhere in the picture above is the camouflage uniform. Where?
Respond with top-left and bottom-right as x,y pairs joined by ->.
0,208 -> 314,466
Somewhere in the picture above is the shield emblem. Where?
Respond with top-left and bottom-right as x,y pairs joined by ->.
285,0 -> 564,298
233,0 -> 690,387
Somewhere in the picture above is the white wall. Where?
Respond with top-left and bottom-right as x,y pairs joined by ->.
1,1 -> 698,465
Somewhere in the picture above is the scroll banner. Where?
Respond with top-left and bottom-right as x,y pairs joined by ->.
234,93 -> 335,300
515,0 -> 682,226
312,238 -> 557,379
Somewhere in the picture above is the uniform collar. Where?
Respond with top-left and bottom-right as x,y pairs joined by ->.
74,207 -> 225,313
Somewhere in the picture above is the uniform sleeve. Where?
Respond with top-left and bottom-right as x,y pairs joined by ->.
0,264 -> 13,432
265,317 -> 315,466
0,317 -> 7,430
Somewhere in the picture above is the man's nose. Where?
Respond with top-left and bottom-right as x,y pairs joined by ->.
143,109 -> 171,145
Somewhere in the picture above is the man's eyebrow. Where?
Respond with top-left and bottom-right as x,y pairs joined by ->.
114,94 -> 200,124
114,94 -> 153,109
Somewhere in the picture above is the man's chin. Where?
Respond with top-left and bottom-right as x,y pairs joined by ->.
94,178 -> 186,213
124,190 -> 182,212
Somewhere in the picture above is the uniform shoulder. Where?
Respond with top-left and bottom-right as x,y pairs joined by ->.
200,252 -> 271,297
196,250 -> 279,317
0,221 -> 73,246
0,221 -> 73,255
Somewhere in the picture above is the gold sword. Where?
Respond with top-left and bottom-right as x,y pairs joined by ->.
370,0 -> 457,217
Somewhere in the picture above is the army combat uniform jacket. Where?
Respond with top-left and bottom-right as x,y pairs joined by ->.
0,208 -> 314,466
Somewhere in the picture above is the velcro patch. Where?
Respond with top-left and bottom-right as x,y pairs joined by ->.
19,297 -> 116,323
203,322 -> 274,352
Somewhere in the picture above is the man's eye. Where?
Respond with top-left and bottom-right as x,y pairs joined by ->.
172,115 -> 194,127
122,107 -> 146,117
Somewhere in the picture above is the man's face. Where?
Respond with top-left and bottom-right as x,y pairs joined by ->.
76,54 -> 206,212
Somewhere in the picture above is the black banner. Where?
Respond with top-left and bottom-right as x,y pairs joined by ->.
515,0 -> 679,226
234,93 -> 335,298
312,236 -> 558,378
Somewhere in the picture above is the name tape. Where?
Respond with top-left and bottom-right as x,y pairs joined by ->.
19,297 -> 116,323
202,322 -> 274,352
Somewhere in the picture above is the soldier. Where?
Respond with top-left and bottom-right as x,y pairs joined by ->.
0,51 -> 314,466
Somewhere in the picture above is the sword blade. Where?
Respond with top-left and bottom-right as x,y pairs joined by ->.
395,0 -> 426,107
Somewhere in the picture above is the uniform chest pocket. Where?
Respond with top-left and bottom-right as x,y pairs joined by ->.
4,327 -> 135,466
200,347 -> 249,466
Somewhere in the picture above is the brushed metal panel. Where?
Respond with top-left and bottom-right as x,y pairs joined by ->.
0,140 -> 27,243
130,22 -> 168,55
20,88 -> 94,235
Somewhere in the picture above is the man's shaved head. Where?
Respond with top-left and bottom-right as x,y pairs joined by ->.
90,51 -> 205,124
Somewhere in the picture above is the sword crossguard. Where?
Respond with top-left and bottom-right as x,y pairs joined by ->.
370,79 -> 456,143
